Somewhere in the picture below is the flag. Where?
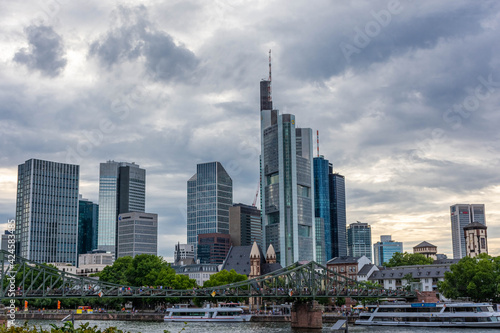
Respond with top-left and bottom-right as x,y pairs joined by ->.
98,292 -> 103,297
211,291 -> 216,297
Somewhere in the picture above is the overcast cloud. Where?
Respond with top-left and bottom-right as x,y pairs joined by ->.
1,0 -> 499,261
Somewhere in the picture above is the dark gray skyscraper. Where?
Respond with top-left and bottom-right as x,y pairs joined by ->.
15,159 -> 79,265
98,161 -> 145,255
330,169 -> 347,257
78,196 -> 98,260
451,204 -> 486,259
187,162 -> 232,257
260,56 -> 316,266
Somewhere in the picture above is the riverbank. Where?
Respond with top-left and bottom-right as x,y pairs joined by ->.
13,312 -> 356,324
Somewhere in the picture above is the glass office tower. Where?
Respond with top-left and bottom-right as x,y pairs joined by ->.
450,204 -> 486,259
98,161 -> 145,255
15,159 -> 79,265
229,203 -> 262,247
313,156 -> 331,260
347,221 -> 372,261
373,235 -> 403,265
260,79 -> 315,266
78,196 -> 98,260
187,162 -> 232,257
330,171 -> 347,257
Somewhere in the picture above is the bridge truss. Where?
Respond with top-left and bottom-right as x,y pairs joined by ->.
0,250 -> 415,299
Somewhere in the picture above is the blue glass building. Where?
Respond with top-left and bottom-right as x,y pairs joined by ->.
313,156 -> 331,260
78,196 -> 98,261
330,169 -> 347,258
187,162 -> 232,257
15,159 -> 79,265
373,235 -> 403,265
98,161 -> 145,255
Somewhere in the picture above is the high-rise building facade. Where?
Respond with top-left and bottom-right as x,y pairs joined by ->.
373,235 -> 403,266
330,170 -> 347,258
313,156 -> 331,260
117,212 -> 157,258
15,159 -> 79,265
197,233 -> 232,264
315,217 -> 326,264
98,161 -> 145,255
229,203 -> 262,247
347,221 -> 372,261
78,196 -> 98,260
260,79 -> 316,266
450,204 -> 486,259
187,162 -> 232,257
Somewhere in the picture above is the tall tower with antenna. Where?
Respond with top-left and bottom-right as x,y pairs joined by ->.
259,51 -> 316,266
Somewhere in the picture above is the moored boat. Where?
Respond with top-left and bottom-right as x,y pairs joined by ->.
164,304 -> 252,322
355,302 -> 500,327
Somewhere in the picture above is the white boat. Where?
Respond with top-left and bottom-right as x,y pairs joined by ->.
355,302 -> 500,328
164,304 -> 252,322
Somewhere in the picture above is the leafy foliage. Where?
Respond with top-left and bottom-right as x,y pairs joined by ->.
202,269 -> 247,288
98,254 -> 196,289
438,254 -> 500,302
0,321 -> 134,333
383,252 -> 434,267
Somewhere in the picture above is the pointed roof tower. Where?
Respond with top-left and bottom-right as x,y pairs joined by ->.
266,244 -> 276,264
250,241 -> 261,259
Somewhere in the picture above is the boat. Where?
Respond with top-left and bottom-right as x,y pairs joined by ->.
355,302 -> 500,327
164,304 -> 252,322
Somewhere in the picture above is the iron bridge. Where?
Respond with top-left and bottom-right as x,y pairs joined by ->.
0,250 -> 415,299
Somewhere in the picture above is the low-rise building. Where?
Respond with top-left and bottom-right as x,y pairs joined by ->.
357,264 -> 379,282
326,256 -> 371,281
368,263 -> 453,293
172,263 -> 219,286
77,250 -> 114,276
413,241 -> 438,259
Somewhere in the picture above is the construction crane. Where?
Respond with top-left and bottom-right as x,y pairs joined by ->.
252,177 -> 260,207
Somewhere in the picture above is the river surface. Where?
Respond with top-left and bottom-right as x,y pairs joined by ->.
17,320 -> 500,333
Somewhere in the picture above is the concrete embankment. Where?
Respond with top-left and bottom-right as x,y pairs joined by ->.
15,312 -> 356,323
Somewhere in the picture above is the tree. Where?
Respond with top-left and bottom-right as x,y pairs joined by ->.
202,269 -> 248,288
383,252 -> 434,267
353,281 -> 383,306
438,254 -> 500,302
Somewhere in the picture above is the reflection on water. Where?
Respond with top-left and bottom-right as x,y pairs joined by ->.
19,320 -> 500,333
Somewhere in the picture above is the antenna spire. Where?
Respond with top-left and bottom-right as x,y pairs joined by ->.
268,49 -> 272,103
317,130 -> 320,157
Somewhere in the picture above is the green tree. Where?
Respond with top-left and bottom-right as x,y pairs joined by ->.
383,252 -> 434,267
438,254 -> 500,302
353,281 -> 383,306
202,269 -> 248,288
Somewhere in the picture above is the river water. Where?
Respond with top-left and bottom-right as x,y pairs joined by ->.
17,320 -> 500,333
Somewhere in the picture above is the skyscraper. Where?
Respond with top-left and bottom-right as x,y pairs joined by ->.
330,170 -> 347,257
373,235 -> 403,266
117,212 -> 157,258
187,162 -> 232,257
98,161 -> 145,255
229,203 -> 262,247
313,156 -> 331,260
347,221 -> 372,261
450,204 -> 486,259
15,159 -> 79,265
260,59 -> 315,266
78,196 -> 98,260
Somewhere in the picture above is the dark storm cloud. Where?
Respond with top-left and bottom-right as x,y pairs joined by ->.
282,1 -> 498,81
13,25 -> 67,77
89,5 -> 198,82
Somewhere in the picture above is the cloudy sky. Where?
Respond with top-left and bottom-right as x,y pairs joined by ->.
1,0 -> 499,261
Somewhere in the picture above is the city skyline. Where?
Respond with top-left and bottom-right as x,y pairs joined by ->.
1,1 -> 500,261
